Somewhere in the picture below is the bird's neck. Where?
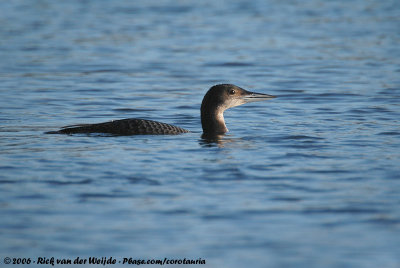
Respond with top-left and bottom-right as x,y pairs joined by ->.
201,107 -> 228,134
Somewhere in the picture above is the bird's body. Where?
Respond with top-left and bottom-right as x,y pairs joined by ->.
47,118 -> 189,135
46,84 -> 275,136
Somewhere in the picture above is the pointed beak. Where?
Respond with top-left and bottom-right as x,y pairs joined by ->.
242,91 -> 276,103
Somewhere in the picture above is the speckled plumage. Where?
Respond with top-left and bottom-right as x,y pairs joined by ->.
48,118 -> 189,135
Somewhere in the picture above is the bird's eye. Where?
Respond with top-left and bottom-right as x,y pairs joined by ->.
229,89 -> 235,95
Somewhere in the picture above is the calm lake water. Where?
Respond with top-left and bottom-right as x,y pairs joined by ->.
1,0 -> 400,267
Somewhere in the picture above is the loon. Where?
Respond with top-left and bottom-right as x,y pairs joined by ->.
46,84 -> 276,135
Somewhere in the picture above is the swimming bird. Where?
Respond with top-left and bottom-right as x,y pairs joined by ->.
46,84 -> 275,135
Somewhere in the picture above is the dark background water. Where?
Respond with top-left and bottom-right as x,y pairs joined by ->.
1,0 -> 400,267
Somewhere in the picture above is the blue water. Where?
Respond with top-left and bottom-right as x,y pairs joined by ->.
1,1 -> 400,267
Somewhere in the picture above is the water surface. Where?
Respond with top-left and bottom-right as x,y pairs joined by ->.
1,1 -> 400,267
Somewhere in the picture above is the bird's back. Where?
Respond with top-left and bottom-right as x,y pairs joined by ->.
46,118 -> 189,135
